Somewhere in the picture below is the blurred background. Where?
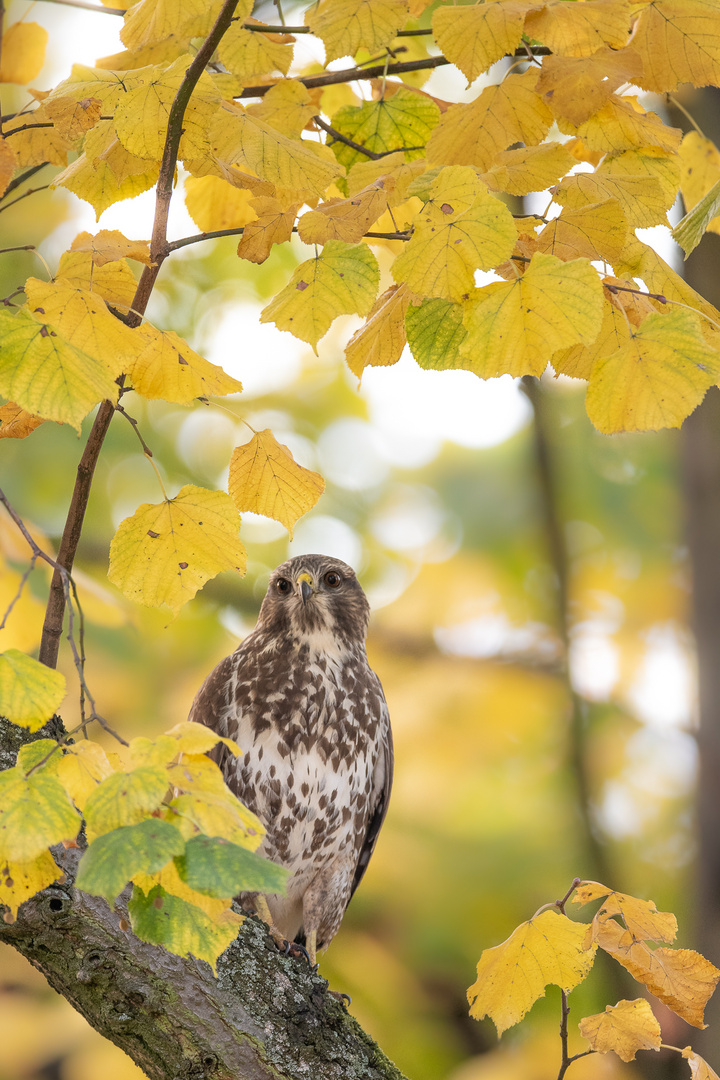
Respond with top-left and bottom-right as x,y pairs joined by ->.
2,2 -> 720,1078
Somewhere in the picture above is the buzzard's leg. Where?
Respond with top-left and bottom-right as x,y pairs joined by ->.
305,928 -> 318,967
254,894 -> 288,951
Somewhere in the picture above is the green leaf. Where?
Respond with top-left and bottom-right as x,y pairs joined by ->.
330,87 -> 440,169
406,298 -> 468,370
672,176 -> 720,257
83,766 -> 170,842
128,883 -> 242,969
176,835 -> 288,898
76,818 -> 185,902
0,767 -> 80,861
260,240 -> 379,350
0,650 -> 66,731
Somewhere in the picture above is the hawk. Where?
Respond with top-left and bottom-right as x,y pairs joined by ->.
188,554 -> 393,963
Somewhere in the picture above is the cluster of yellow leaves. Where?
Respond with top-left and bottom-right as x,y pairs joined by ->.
0,715 -> 286,969
468,881 -> 720,1077
1,0 -> 719,473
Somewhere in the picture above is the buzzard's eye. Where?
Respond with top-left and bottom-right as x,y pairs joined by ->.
276,578 -> 292,595
324,571 -> 341,588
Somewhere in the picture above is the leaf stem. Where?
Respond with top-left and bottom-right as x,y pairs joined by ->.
667,93 -> 705,138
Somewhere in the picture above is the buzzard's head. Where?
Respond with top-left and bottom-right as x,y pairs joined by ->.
257,554 -> 370,650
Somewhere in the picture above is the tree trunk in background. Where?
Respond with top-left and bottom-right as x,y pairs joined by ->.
677,87 -> 720,1060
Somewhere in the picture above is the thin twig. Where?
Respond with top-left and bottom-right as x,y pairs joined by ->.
0,489 -> 126,749
0,162 -> 49,201
0,555 -> 38,630
0,244 -> 36,254
4,121 -> 54,136
115,403 -> 154,457
0,186 -> 51,214
165,222 -> 412,254
313,115 -> 424,160
238,55 -> 451,97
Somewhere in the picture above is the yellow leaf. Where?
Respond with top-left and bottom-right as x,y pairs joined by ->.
166,754 -> 228,796
0,850 -> 63,917
108,485 -> 246,615
0,23 -> 48,84
346,151 -> 426,206
460,252 -> 604,377
228,429 -> 325,538
391,166 -> 516,301
245,81 -> 316,138
128,324 -> 242,404
586,309 -> 720,433
217,19 -> 294,80
0,650 -> 66,732
308,0 -> 409,63
43,94 -> 102,140
236,195 -> 298,264
113,57 -> 220,160
616,237 -> 720,346
55,741 -> 114,811
600,146 -> 681,211
5,103 -> 73,168
56,251 -> 138,311
70,229 -> 152,266
552,296 -> 630,380
0,768 -> 79,861
0,308 -> 120,431
260,239 -> 379,349
481,142 -> 576,197
557,96 -> 682,155
121,0 -> 246,51
0,402 -> 47,440
592,917 -> 720,1028
83,766 -> 169,842
24,277 -> 139,366
0,136 -> 17,197
169,791 -> 262,849
536,48 -> 644,125
427,70 -> 553,171
683,1048 -> 720,1080
578,999 -> 662,1062
210,101 -> 342,197
574,881 -> 678,943
345,283 -> 410,378
553,170 -> 672,230
524,0 -> 632,56
184,175 -> 258,232
53,119 -> 159,219
680,132 -> 720,233
49,62 -> 149,112
467,910 -> 597,1036
164,720 -> 241,758
433,1 -> 533,85
536,199 -> 628,264
297,177 -> 393,245
631,0 -> 720,92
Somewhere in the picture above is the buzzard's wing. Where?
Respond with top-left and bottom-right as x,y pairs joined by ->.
348,686 -> 393,903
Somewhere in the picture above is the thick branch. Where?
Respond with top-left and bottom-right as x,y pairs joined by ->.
38,400 -> 115,668
0,719 -> 406,1080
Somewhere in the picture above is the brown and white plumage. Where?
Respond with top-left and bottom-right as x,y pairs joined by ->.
188,554 -> 393,959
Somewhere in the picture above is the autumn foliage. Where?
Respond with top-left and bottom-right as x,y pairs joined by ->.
1,0 -> 720,1075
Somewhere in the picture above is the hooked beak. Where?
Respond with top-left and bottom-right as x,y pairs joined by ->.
296,571 -> 314,604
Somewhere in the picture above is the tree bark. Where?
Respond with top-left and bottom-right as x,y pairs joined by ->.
677,86 -> 720,1061
0,718 -> 407,1080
